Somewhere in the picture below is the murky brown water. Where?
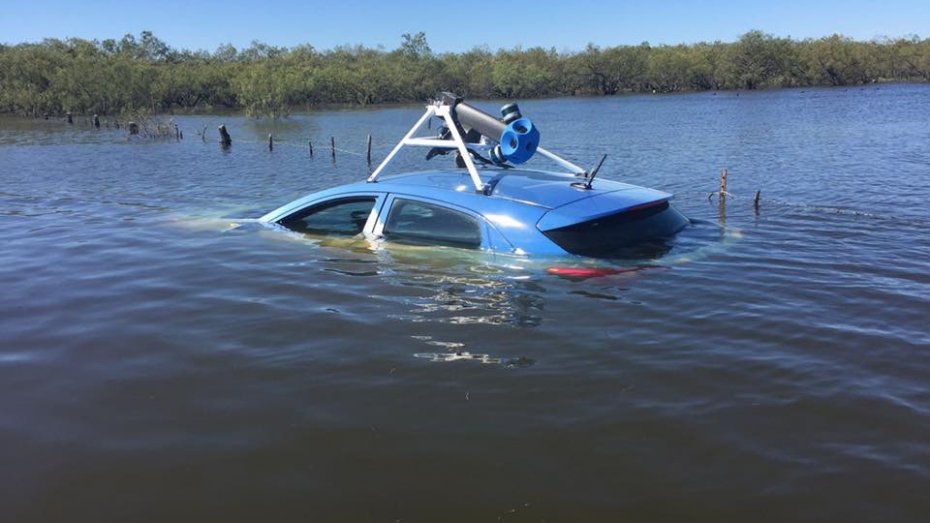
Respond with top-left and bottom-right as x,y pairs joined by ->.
2,85 -> 929,522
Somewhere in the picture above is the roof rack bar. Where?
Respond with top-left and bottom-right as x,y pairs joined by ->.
535,146 -> 586,175
404,137 -> 481,149
367,105 -> 436,183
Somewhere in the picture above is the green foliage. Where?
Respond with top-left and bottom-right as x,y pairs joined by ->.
491,47 -> 559,98
1,31 -> 929,118
726,31 -> 780,89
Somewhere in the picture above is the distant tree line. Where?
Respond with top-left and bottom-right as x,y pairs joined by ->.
1,30 -> 929,117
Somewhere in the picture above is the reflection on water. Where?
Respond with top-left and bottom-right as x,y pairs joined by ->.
413,349 -> 535,368
380,261 -> 547,328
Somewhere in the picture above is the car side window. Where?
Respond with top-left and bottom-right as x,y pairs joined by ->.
279,197 -> 376,236
383,199 -> 481,249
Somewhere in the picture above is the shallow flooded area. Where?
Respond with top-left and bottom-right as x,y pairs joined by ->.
1,85 -> 929,522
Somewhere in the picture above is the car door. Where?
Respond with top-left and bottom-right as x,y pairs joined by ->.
371,195 -> 489,250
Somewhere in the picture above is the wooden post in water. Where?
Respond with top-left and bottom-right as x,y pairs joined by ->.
114,119 -> 120,130
268,134 -> 274,151
714,168 -> 728,225
200,125 -> 206,142
718,195 -> 727,226
93,114 -> 100,128
308,139 -> 314,158
175,124 -> 180,141
66,112 -> 73,125
218,124 -> 232,147
128,121 -> 139,135
754,190 -> 761,213
366,134 -> 372,167
331,136 -> 336,162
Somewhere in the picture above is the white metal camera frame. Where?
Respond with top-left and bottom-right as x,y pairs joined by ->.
367,99 -> 586,193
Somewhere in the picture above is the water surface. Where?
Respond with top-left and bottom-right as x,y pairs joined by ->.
2,85 -> 929,522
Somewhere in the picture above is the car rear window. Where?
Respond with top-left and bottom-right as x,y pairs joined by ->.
383,199 -> 481,249
541,201 -> 689,257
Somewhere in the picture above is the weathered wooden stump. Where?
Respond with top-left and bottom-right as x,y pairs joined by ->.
331,137 -> 336,162
719,169 -> 728,198
366,134 -> 372,166
718,196 -> 727,226
308,139 -> 314,158
218,124 -> 232,147
268,134 -> 273,151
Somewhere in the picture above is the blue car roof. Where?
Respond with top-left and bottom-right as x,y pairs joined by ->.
370,168 -> 671,210
264,168 -> 673,227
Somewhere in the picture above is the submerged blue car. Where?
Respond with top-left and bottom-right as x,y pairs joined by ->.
260,93 -> 689,258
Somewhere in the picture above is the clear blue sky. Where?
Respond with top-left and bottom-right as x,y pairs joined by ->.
2,0 -> 928,52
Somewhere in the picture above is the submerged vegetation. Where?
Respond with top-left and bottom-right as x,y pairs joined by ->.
2,30 -> 929,117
